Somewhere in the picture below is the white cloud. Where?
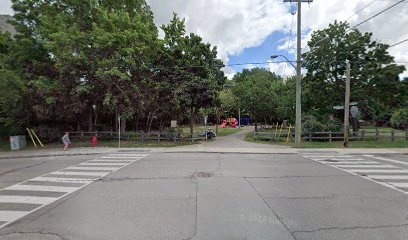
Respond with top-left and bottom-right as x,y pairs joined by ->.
147,0 -> 407,77
1,0 -> 407,77
0,0 -> 13,15
268,61 -> 296,78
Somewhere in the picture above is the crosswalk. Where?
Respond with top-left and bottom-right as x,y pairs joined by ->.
0,151 -> 149,229
303,153 -> 408,195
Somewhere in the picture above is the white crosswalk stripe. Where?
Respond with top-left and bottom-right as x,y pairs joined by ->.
0,211 -> 29,222
336,165 -> 398,169
52,171 -> 111,177
302,153 -> 408,196
0,152 -> 149,229
79,163 -> 126,166
66,166 -> 120,171
4,184 -> 78,193
31,177 -> 94,183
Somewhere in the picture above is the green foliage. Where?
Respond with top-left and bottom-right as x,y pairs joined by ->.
303,115 -> 342,133
303,21 -> 406,121
0,1 -> 225,137
391,109 -> 408,129
231,68 -> 294,124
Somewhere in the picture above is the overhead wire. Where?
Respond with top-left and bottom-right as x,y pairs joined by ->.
389,38 -> 408,48
307,0 -> 405,51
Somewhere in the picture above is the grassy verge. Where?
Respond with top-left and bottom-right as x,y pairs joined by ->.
245,132 -> 408,148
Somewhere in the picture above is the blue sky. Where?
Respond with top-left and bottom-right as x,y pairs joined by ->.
228,31 -> 295,73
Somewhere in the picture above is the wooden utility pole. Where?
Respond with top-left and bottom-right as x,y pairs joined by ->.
283,0 -> 313,147
344,60 -> 351,147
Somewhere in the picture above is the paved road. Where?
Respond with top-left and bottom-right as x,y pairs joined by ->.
0,137 -> 407,239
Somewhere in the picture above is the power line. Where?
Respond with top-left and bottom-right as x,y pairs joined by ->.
389,38 -> 408,48
345,0 -> 377,22
350,0 -> 406,29
308,0 -> 405,51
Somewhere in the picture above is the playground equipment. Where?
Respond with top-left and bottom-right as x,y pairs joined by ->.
220,118 -> 238,128
26,128 -> 44,148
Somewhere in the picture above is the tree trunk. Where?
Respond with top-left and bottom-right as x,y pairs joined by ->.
255,118 -> 258,132
88,110 -> 93,132
121,119 -> 126,133
190,106 -> 194,137
147,114 -> 154,133
76,115 -> 81,131
146,112 -> 151,132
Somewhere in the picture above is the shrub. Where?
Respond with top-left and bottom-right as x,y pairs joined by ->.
391,109 -> 408,129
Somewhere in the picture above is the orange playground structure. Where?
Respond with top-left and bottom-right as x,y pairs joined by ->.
220,118 -> 238,128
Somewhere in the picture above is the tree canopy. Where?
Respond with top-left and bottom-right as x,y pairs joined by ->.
302,21 -> 406,123
0,0 -> 225,140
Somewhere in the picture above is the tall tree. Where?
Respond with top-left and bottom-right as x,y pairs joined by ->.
160,14 -> 226,136
232,68 -> 287,128
302,21 -> 406,123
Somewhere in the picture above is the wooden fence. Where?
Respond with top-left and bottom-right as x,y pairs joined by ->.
253,129 -> 408,142
68,131 -> 208,143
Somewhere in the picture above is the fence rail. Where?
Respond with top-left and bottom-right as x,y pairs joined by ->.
253,129 -> 408,142
68,131 -> 208,143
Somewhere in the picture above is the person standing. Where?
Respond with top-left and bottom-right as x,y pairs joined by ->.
62,132 -> 71,150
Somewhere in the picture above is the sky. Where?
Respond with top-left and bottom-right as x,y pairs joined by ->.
1,0 -> 407,79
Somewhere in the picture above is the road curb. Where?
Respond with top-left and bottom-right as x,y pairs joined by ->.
0,152 -> 104,160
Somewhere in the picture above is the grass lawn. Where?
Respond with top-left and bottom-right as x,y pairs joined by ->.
245,132 -> 408,148
180,126 -> 242,137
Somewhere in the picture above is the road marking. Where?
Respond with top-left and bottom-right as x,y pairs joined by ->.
0,196 -> 56,205
303,153 -> 408,196
101,156 -> 144,159
369,175 -> 408,180
52,171 -> 111,177
389,182 -> 408,188
79,163 -> 126,166
364,155 -> 408,167
66,166 -> 119,171
31,177 -> 94,183
348,169 -> 408,173
0,211 -> 28,222
0,152 -> 149,230
87,160 -> 133,163
4,185 -> 78,193
336,165 -> 398,169
329,161 -> 379,165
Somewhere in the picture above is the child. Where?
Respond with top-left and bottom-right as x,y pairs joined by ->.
62,132 -> 71,150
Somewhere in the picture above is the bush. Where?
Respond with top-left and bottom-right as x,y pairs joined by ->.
34,125 -> 63,143
303,116 -> 326,132
303,115 -> 343,133
391,109 -> 408,129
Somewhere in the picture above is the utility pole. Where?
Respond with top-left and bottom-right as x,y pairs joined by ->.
344,60 -> 351,147
238,107 -> 241,129
283,0 -> 312,147
118,115 -> 121,148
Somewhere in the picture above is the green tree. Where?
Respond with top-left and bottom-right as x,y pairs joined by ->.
232,68 -> 290,129
160,14 -> 226,136
303,21 -> 406,123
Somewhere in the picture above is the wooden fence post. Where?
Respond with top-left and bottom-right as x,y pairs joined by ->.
391,130 -> 395,142
309,133 -> 312,142
361,130 -> 365,142
329,132 -> 332,143
375,129 -> 379,142
406,130 -> 408,142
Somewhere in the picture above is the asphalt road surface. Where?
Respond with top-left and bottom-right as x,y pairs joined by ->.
0,149 -> 407,239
